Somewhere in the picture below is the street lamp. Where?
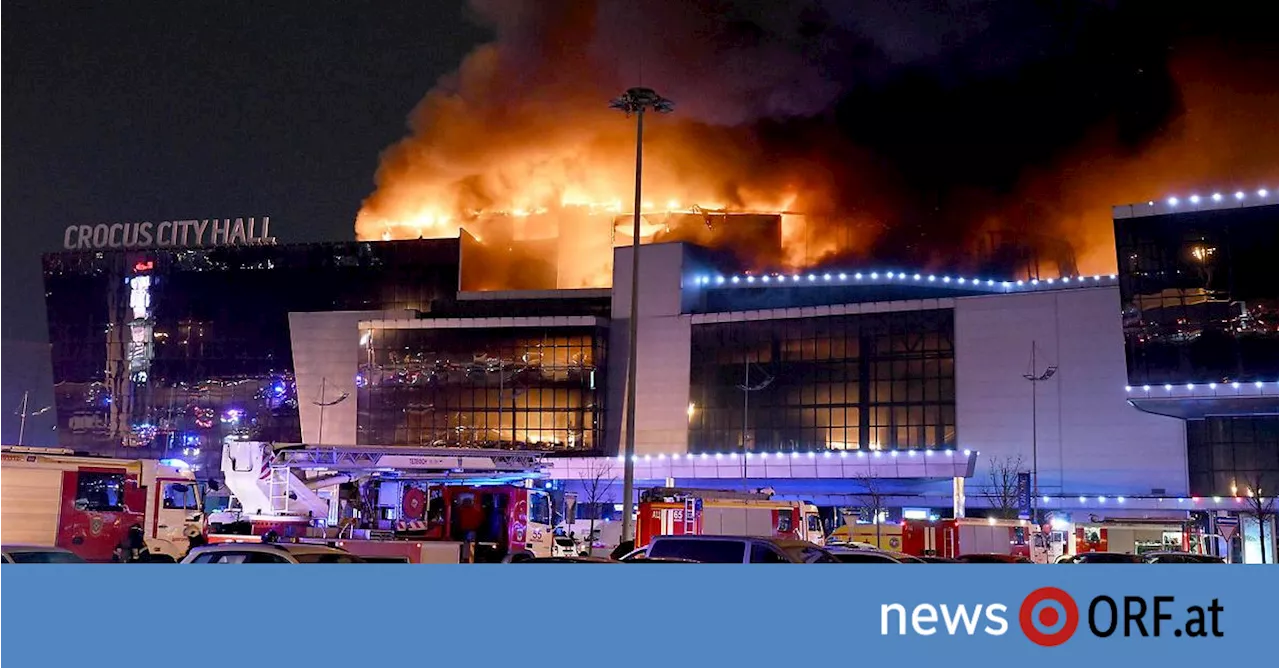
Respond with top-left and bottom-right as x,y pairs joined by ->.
737,358 -> 774,490
311,377 -> 350,446
15,391 -> 51,445
1022,341 -> 1057,525
611,87 -> 674,543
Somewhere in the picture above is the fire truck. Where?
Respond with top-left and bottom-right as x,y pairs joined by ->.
830,517 -> 1048,560
636,487 -> 823,547
209,440 -> 554,562
0,446 -> 204,562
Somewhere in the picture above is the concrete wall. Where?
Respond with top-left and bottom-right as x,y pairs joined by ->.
607,243 -> 694,455
954,286 -> 1187,497
290,310 -> 402,445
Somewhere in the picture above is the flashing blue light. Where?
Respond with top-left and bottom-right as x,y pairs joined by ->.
160,458 -> 190,469
272,382 -> 286,396
544,482 -> 553,489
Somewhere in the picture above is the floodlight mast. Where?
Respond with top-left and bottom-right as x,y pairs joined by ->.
611,87 -> 673,544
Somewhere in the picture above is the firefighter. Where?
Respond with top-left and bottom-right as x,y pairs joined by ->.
113,524 -> 149,563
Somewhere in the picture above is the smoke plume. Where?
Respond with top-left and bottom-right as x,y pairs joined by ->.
357,0 -> 1277,286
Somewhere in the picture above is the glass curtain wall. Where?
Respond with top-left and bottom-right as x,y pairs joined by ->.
358,325 -> 605,452
688,309 -> 955,453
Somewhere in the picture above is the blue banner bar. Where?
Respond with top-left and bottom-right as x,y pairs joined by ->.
2,565 -> 1276,667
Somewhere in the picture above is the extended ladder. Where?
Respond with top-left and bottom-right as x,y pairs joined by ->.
267,465 -> 292,514
682,497 -> 698,534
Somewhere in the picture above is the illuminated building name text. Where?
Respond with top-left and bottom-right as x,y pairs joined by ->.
63,217 -> 275,250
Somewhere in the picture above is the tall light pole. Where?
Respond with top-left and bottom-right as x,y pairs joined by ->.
1022,341 -> 1057,526
312,377 -> 350,446
611,87 -> 673,543
15,391 -> 51,446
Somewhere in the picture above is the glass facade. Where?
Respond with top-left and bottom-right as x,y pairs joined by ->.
358,325 -> 606,451
688,309 -> 956,453
42,239 -> 461,470
1114,205 -> 1278,385
1187,416 -> 1279,497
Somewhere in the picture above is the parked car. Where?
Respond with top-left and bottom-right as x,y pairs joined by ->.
1060,552 -> 1143,564
826,547 -> 903,563
1143,551 -> 1225,564
954,553 -> 1032,563
181,543 -> 364,563
824,540 -> 883,550
637,536 -> 841,563
1,545 -> 86,564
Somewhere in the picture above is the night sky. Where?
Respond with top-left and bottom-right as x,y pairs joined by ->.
3,1 -> 1275,444
3,1 -> 486,442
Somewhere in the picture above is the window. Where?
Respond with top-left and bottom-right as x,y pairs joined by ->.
529,492 -> 551,526
649,539 -> 748,563
689,310 -> 955,453
356,325 -> 605,451
750,544 -> 791,563
5,550 -> 86,564
807,515 -> 822,533
777,513 -> 793,533
74,472 -> 125,512
1114,205 -> 1278,384
163,482 -> 199,510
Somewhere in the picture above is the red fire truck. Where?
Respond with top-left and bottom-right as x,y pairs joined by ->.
391,483 -> 553,561
831,517 -> 1037,559
1,446 -> 205,562
636,487 -> 824,547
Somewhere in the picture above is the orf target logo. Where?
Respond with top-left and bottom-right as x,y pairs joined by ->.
1020,587 -> 1080,646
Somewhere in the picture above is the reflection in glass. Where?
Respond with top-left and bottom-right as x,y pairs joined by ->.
688,310 -> 955,453
1114,205 -> 1278,384
357,326 -> 605,451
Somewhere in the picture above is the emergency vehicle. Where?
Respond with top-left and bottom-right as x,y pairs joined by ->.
209,440 -> 554,562
636,487 -> 823,547
829,517 -> 1053,561
1,446 -> 204,561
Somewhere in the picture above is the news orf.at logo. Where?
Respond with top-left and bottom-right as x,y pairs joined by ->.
1019,587 -> 1079,646
880,588 -> 1225,645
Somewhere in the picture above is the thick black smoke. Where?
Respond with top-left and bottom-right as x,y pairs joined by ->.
362,0 -> 1277,277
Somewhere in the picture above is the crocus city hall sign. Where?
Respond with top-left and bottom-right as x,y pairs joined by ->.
63,217 -> 276,250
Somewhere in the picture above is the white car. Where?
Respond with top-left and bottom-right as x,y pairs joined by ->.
181,542 -> 363,564
825,546 -> 905,563
824,539 -> 883,550
1,545 -> 85,564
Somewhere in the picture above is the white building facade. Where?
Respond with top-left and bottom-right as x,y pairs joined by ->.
289,242 -> 1220,525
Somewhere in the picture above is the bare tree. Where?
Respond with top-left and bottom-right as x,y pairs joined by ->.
579,459 -> 617,554
853,472 -> 890,549
1241,474 -> 1276,564
983,455 -> 1026,520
